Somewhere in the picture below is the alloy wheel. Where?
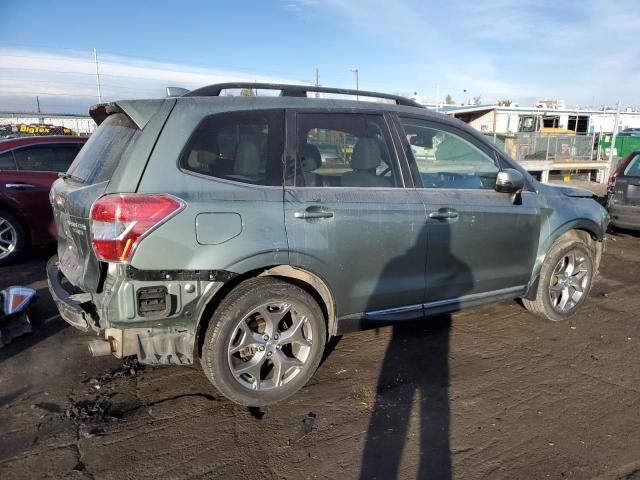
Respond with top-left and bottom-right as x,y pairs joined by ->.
0,216 -> 17,260
548,250 -> 591,313
227,301 -> 313,391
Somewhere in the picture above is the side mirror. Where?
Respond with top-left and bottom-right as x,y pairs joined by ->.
495,168 -> 524,194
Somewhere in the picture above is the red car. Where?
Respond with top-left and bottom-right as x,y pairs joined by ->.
0,135 -> 87,264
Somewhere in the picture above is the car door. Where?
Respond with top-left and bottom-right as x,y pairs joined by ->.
283,110 -> 427,328
0,143 -> 80,243
395,115 -> 541,304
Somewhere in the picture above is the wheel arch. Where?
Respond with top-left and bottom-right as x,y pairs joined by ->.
525,222 -> 603,300
194,264 -> 336,358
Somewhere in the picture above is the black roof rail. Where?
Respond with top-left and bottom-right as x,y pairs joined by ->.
183,82 -> 423,108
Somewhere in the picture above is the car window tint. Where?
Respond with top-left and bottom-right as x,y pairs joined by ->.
181,110 -> 284,186
292,113 -> 398,188
623,154 -> 640,177
0,151 -> 16,170
14,143 -> 81,172
400,117 -> 499,190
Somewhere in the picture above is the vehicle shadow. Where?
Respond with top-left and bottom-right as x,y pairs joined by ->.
359,216 -> 473,479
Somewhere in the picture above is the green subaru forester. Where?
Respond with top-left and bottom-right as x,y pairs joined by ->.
48,83 -> 608,406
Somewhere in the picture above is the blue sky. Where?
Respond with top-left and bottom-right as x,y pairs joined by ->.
0,0 -> 637,113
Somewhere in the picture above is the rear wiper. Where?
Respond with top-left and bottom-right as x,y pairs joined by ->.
58,172 -> 85,183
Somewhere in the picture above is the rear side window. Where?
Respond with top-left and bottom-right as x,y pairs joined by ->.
67,113 -> 140,184
291,113 -> 399,188
180,110 -> 284,186
623,154 -> 640,177
0,151 -> 16,170
14,143 -> 80,172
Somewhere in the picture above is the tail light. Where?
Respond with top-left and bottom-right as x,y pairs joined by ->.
90,194 -> 184,263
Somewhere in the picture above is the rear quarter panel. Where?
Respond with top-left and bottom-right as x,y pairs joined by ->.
131,98 -> 288,272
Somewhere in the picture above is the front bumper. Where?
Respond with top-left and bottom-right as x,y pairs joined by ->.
46,256 -> 97,332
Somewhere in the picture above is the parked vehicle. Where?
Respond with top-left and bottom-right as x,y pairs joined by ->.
607,150 -> 640,230
47,83 -> 608,406
0,135 -> 87,264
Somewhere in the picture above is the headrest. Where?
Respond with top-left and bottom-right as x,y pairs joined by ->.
301,144 -> 321,172
234,140 -> 261,177
351,138 -> 382,170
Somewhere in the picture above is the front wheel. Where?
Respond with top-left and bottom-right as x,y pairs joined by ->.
523,238 -> 595,321
201,277 -> 327,406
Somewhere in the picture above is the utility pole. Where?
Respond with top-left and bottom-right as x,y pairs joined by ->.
606,100 -> 622,179
351,68 -> 359,101
93,48 -> 102,103
36,95 -> 40,113
315,68 -> 320,98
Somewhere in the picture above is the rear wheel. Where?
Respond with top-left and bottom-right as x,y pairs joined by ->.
523,236 -> 595,321
0,210 -> 26,266
201,277 -> 326,406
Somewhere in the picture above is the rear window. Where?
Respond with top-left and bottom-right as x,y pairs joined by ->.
67,113 -> 140,183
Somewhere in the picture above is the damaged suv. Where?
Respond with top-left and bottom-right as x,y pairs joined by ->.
48,83 -> 608,406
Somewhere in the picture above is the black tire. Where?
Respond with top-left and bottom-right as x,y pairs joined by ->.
522,235 -> 595,322
201,277 -> 327,406
0,209 -> 26,266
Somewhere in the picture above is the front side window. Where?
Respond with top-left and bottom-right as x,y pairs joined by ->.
400,117 -> 499,190
291,113 -> 399,188
181,110 -> 284,186
623,153 -> 640,177
13,143 -> 81,172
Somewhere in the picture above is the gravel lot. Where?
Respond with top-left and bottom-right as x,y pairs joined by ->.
1,228 -> 639,480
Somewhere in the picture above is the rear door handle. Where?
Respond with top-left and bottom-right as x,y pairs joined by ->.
5,183 -> 36,189
428,209 -> 459,220
294,208 -> 334,219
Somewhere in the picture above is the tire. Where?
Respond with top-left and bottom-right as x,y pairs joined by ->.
522,236 -> 595,322
201,277 -> 327,406
0,209 -> 26,266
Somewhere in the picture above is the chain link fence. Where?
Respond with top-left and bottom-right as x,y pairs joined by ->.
501,133 -> 598,163
0,113 -> 95,139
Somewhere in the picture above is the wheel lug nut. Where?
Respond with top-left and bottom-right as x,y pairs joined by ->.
276,345 -> 281,350
258,345 -> 265,351
266,351 -> 272,357
274,334 -> 279,340
263,334 -> 269,341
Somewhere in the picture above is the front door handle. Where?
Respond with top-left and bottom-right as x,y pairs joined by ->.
428,209 -> 459,220
6,183 -> 36,189
294,208 -> 334,219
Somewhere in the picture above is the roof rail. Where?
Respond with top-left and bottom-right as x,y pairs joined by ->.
183,82 -> 423,108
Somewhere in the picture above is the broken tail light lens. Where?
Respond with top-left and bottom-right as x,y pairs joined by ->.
90,194 -> 184,263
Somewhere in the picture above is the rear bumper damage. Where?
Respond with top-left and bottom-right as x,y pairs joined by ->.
608,204 -> 640,230
47,256 -> 196,365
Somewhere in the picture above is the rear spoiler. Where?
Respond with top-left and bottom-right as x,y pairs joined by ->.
89,99 -> 169,130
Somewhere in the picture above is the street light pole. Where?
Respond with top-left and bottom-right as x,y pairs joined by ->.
93,48 -> 102,103
351,68 -> 359,101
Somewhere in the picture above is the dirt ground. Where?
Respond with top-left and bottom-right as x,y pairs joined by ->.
1,229 -> 640,480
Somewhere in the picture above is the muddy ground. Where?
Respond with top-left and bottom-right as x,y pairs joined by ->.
1,231 -> 640,480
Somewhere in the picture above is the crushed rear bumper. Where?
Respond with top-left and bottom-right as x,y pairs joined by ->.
46,256 -> 97,332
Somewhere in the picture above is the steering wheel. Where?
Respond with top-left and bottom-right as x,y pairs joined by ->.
379,166 -> 391,177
